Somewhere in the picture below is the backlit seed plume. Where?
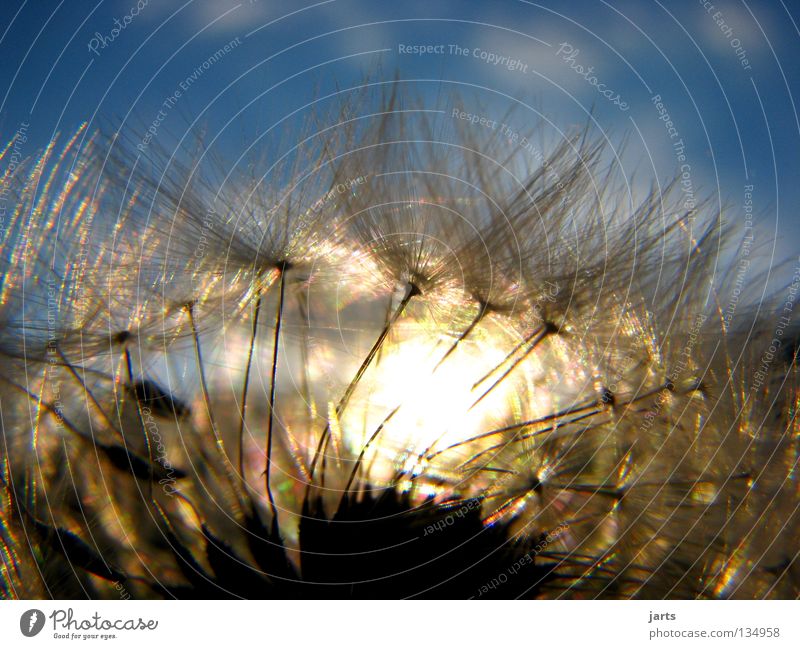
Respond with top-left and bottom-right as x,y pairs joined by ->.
0,86 -> 798,600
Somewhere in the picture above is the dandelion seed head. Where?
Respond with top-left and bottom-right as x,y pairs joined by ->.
1,84 -> 799,599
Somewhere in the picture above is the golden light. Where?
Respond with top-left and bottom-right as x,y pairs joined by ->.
339,322 -> 535,485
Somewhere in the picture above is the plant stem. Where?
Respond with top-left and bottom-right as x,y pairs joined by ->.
308,282 -> 419,486
469,322 -> 557,409
58,347 -> 120,438
123,346 -> 154,496
432,304 -> 486,372
341,405 -> 400,499
265,266 -> 287,527
238,293 -> 262,482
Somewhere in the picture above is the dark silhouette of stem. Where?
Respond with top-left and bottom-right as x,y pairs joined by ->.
186,304 -> 221,452
238,293 -> 262,482
341,405 -> 400,499
122,345 -> 154,496
309,282 -> 419,487
432,304 -> 486,372
265,266 -> 287,527
470,322 -> 557,410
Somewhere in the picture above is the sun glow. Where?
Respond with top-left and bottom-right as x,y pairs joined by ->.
340,324 -> 532,483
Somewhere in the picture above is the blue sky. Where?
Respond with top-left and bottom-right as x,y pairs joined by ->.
1,0 -> 798,281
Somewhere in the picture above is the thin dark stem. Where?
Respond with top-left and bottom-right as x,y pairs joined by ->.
552,475 -> 746,498
358,299 -> 394,463
2,374 -> 157,503
296,290 -> 314,426
471,324 -> 544,389
308,282 -> 419,486
470,322 -> 556,410
186,304 -> 220,449
57,346 -> 120,438
341,405 -> 400,499
1,376 -> 91,441
428,399 -> 603,461
238,293 -> 262,482
338,284 -> 418,416
265,267 -> 287,526
401,308 -> 492,470
123,345 -> 154,496
186,303 -> 248,511
123,347 -> 134,384
456,410 -> 605,470
432,306 -> 486,372
454,381 -> 680,469
474,466 -> 516,475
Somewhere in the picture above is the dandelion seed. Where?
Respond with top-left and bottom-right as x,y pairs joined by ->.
0,87 -> 798,600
